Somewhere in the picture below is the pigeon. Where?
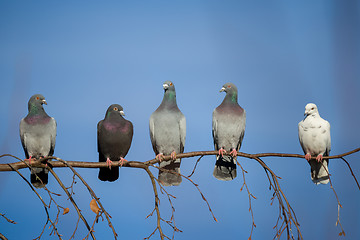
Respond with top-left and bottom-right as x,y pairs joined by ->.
20,94 -> 57,188
98,104 -> 133,182
298,103 -> 331,185
149,81 -> 186,186
212,83 -> 246,181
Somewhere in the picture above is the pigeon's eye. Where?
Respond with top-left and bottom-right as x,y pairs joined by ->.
228,85 -> 231,88
311,107 -> 314,110
169,82 -> 173,86
114,107 -> 118,111
36,96 -> 40,100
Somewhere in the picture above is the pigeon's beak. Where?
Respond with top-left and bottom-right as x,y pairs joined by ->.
163,84 -> 169,90
219,87 -> 226,92
120,110 -> 125,116
42,100 -> 47,105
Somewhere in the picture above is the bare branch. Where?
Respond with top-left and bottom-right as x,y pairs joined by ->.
143,166 -> 165,240
340,157 -> 360,190
0,233 -> 8,240
236,159 -> 256,239
0,147 -> 359,171
50,157 -> 118,239
47,167 -> 95,240
322,162 -> 346,237
149,164 -> 218,222
253,156 -> 302,240
0,213 -> 16,224
187,155 -> 204,178
7,163 -> 62,239
0,147 -> 358,240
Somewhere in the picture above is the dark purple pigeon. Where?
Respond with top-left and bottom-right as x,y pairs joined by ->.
98,104 -> 133,182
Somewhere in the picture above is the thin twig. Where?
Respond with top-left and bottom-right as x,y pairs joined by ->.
236,159 -> 256,239
149,164 -> 218,222
0,233 -> 8,240
51,157 -> 118,239
153,177 -> 182,239
187,155 -> 204,178
143,167 -> 165,240
7,164 -> 62,240
253,157 -> 301,240
47,167 -> 95,240
322,162 -> 346,237
340,157 -> 360,190
0,213 -> 16,224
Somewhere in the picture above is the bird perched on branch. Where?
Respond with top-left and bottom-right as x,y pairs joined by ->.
20,94 -> 57,188
298,103 -> 331,185
150,81 -> 186,186
212,83 -> 246,181
97,104 -> 133,182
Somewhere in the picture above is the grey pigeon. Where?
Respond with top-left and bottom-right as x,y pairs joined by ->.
20,94 -> 57,188
212,83 -> 246,181
298,103 -> 331,185
149,81 -> 186,186
98,104 -> 133,182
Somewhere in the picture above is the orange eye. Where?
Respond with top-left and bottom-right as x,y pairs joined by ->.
170,82 -> 173,86
228,85 -> 231,88
36,96 -> 40,100
114,107 -> 118,111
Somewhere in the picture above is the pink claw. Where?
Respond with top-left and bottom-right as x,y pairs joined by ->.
25,156 -> 33,165
305,153 -> 311,161
316,154 -> 323,162
106,158 -> 113,169
156,153 -> 164,162
119,157 -> 128,167
229,149 -> 237,157
218,148 -> 227,157
170,151 -> 177,160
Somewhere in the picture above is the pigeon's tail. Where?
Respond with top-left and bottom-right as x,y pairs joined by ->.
310,159 -> 329,185
213,155 -> 237,181
31,167 -> 49,188
158,159 -> 182,186
98,166 -> 119,182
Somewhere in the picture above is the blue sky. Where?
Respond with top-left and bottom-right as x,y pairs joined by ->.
0,0 -> 359,239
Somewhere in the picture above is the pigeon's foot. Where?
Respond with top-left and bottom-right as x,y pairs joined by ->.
316,154 -> 323,162
229,149 -> 237,157
218,148 -> 226,157
25,156 -> 33,165
171,151 -> 177,160
305,153 -> 311,161
119,157 -> 128,167
156,153 -> 164,162
106,158 -> 113,169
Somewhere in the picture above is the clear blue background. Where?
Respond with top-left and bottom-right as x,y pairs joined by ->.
0,0 -> 359,239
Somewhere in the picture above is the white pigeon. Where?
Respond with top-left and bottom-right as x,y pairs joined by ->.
298,103 -> 331,185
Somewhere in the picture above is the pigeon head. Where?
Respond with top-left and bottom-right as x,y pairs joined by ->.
163,81 -> 175,92
106,104 -> 125,118
28,94 -> 47,112
220,83 -> 238,103
304,103 -> 319,117
220,83 -> 237,93
161,81 -> 177,105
